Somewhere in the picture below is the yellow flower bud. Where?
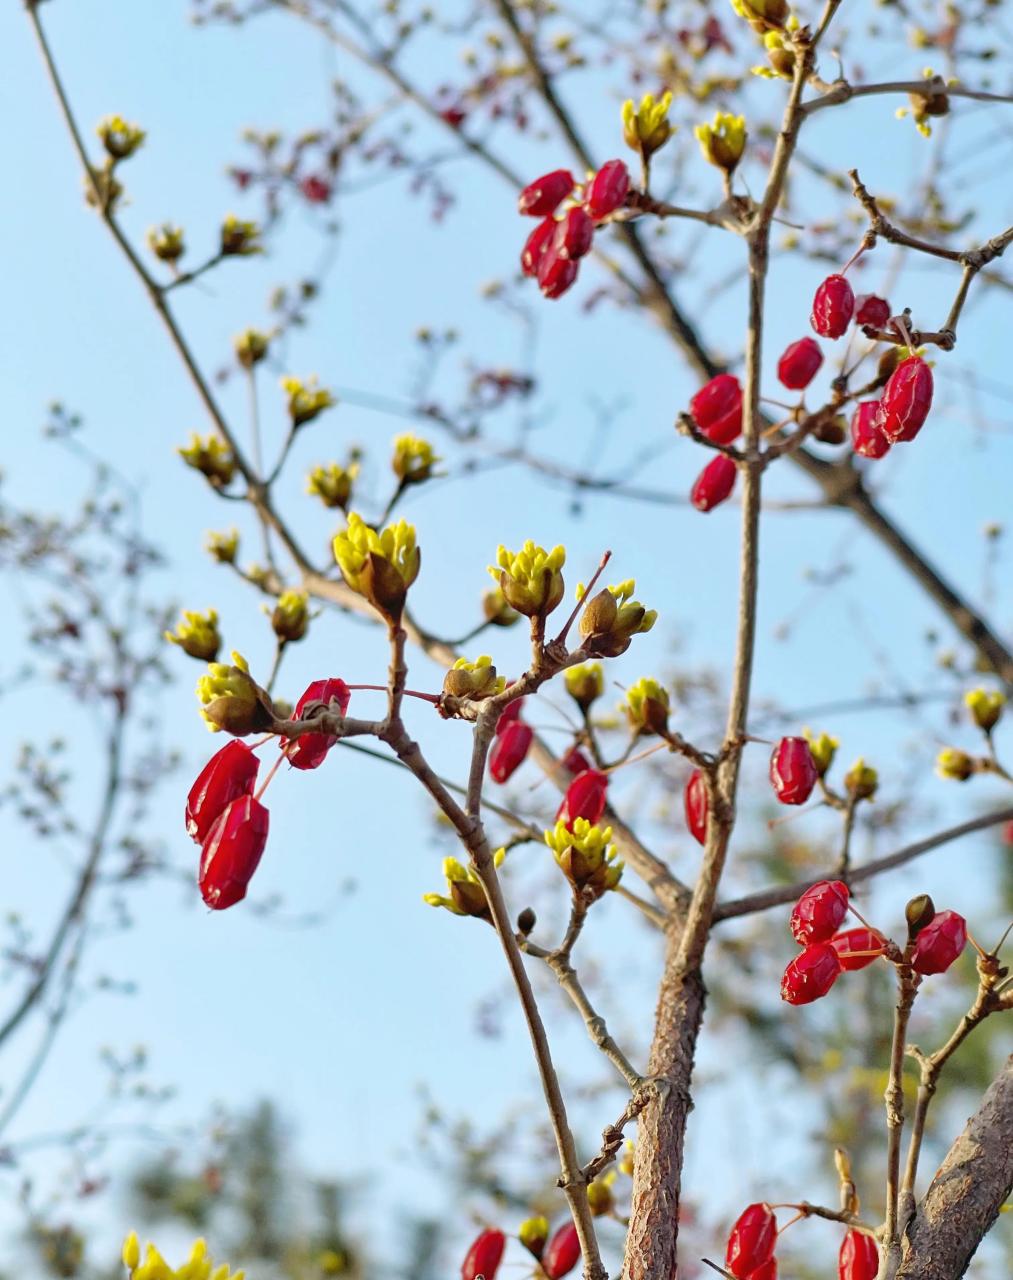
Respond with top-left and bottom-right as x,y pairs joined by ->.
424,856 -> 490,920
587,1175 -> 615,1216
964,687 -> 1005,732
623,677 -> 670,736
306,461 -> 359,510
196,651 -> 274,735
490,540 -> 566,619
281,375 -> 335,427
220,214 -> 262,256
518,1216 -> 549,1259
391,434 -> 440,484
125,1236 -> 239,1280
333,512 -> 421,622
565,662 -> 604,710
442,654 -> 505,700
545,818 -> 623,899
618,1138 -> 635,1176
97,114 -> 146,160
234,329 -> 269,369
123,1233 -> 141,1272
935,747 -> 975,782
844,757 -> 878,801
621,91 -> 674,160
729,0 -> 788,29
178,434 -> 236,488
147,223 -> 185,263
205,528 -> 240,564
803,729 -> 839,777
694,112 -> 747,172
578,579 -> 656,657
270,589 -> 310,643
165,608 -> 221,662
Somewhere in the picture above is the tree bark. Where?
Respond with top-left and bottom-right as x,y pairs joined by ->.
896,1054 -> 1013,1280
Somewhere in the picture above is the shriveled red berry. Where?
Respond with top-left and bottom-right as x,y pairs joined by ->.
552,206 -> 594,260
777,337 -> 823,390
300,175 -> 332,204
186,740 -> 259,844
199,794 -> 270,911
911,909 -> 967,975
850,401 -> 890,459
518,169 -> 574,217
790,880 -> 850,945
284,678 -> 351,771
855,294 -> 891,329
747,1262 -> 778,1280
537,245 -> 579,299
838,1229 -> 879,1280
769,737 -> 819,805
811,274 -> 856,339
561,744 -> 593,776
556,769 -> 609,828
876,355 -> 933,443
461,1228 -> 506,1280
489,720 -> 533,783
689,373 -> 742,444
496,697 -> 526,731
690,454 -> 737,512
521,218 -> 556,277
725,1204 -> 777,1278
780,941 -> 843,1005
832,927 -> 886,971
684,768 -> 708,846
542,1222 -> 581,1279
585,158 -> 630,219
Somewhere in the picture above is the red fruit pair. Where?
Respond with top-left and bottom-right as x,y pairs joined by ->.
850,401 -> 890,459
911,908 -> 967,975
690,373 -> 743,444
790,880 -> 850,945
726,1204 -> 777,1279
556,769 -> 609,828
691,454 -> 737,512
284,678 -> 351,770
811,274 -> 855,339
839,1228 -> 879,1280
769,737 -> 818,805
777,337 -> 823,391
461,1228 -> 505,1280
684,768 -> 708,845
876,356 -> 933,443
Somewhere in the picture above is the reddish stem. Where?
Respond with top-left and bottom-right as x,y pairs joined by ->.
255,750 -> 286,801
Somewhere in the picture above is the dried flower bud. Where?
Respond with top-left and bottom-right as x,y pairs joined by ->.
517,907 -> 537,936
905,893 -> 936,939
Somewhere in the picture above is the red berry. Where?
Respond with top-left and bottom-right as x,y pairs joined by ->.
284,678 -> 351,771
186,741 -> 259,844
725,1204 -> 777,1278
850,401 -> 890,459
876,356 -> 933,443
839,1229 -> 879,1280
689,373 -> 742,444
521,218 -> 556,277
790,880 -> 850,945
542,1222 -> 581,1279
537,245 -> 579,299
561,744 -> 593,776
461,1228 -> 506,1280
585,159 -> 630,220
299,175 -> 332,204
489,720 -> 533,783
199,794 -> 270,911
440,105 -> 467,129
556,769 -> 609,828
769,737 -> 819,806
780,941 -> 843,1005
747,1262 -> 778,1280
496,697 -> 526,732
684,768 -> 708,846
832,927 -> 886,971
552,206 -> 594,260
518,169 -> 575,217
690,454 -> 737,512
855,294 -> 891,329
911,909 -> 967,975
777,337 -> 823,390
811,274 -> 856,339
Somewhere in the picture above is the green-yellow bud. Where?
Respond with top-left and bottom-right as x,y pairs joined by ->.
623,677 -> 670,736
565,662 -> 604,710
196,652 -> 274,735
935,747 -> 975,782
270,589 -> 310,643
333,512 -> 420,622
803,729 -> 839,777
442,655 -> 505,700
165,608 -> 221,662
844,757 -> 878,801
545,818 -> 623,900
694,112 -> 747,172
964,687 -> 1005,732
490,540 -> 565,620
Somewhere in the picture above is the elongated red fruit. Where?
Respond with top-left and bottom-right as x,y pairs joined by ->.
186,740 -> 259,844
684,768 -> 708,845
850,401 -> 890,459
285,678 -> 351,771
585,159 -> 630,219
911,909 -> 967,975
489,720 -> 533,783
769,737 -> 818,805
496,696 -> 525,732
838,1228 -> 879,1280
556,769 -> 608,828
537,245 -> 579,299
690,373 -> 742,444
518,169 -> 574,217
876,356 -> 933,443
811,274 -> 855,338
691,454 -> 737,512
855,295 -> 890,328
199,794 -> 269,910
747,1262 -> 777,1280
780,941 -> 842,1005
552,206 -> 594,260
561,744 -> 593,775
777,337 -> 823,390
831,927 -> 886,971
461,1228 -> 506,1280
790,880 -> 850,945
725,1204 -> 777,1278
521,218 -> 556,277
542,1221 -> 581,1279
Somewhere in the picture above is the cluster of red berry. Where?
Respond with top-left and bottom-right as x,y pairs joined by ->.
517,161 -> 631,299
725,1203 -> 879,1280
186,678 -> 349,909
461,1221 -> 580,1280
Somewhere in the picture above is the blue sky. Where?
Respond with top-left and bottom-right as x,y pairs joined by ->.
2,1 -> 1012,1275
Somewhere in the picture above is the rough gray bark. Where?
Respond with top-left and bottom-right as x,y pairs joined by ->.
896,1055 -> 1013,1280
